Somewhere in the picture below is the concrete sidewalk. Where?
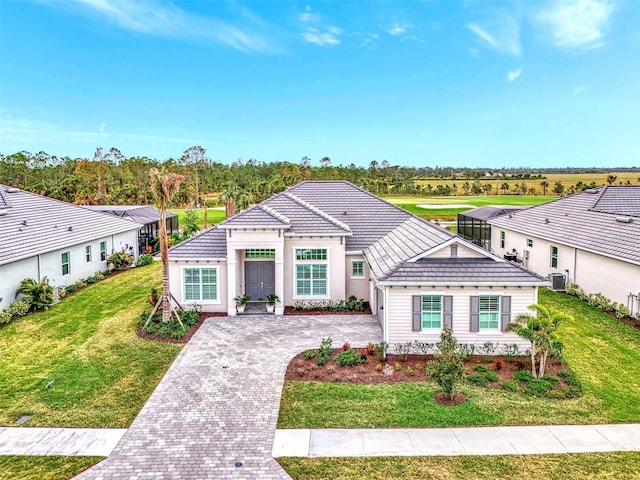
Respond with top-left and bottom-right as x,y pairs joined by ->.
0,427 -> 126,456
273,424 -> 640,457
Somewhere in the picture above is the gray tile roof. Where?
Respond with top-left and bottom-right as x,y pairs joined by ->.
489,186 -> 640,265
381,257 -> 549,284
0,185 -> 143,265
219,204 -> 291,228
264,193 -> 351,235
83,205 -> 176,225
168,227 -> 227,259
0,188 -> 11,209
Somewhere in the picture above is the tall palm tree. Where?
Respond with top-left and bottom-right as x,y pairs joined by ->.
149,167 -> 185,323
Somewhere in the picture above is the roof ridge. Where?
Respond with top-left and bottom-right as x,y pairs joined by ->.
259,204 -> 292,225
284,191 -> 352,232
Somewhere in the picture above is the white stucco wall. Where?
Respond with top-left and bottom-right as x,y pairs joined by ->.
491,227 -> 640,309
385,285 -> 538,352
1,229 -> 139,312
168,260 -> 228,313
345,254 -> 370,301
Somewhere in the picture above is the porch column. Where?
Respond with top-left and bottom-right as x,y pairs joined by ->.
227,248 -> 238,316
275,243 -> 285,315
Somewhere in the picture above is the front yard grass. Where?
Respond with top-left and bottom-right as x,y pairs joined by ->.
0,456 -> 102,480
278,288 -> 640,428
278,452 -> 640,480
0,262 -> 182,427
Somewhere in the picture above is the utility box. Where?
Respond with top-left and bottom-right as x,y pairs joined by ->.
549,273 -> 566,291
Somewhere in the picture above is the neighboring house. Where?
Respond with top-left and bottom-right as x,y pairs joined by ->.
489,186 -> 640,318
169,181 -> 548,349
0,185 -> 142,311
83,205 -> 178,254
457,206 -> 524,250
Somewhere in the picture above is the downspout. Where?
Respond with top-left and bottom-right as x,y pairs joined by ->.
572,247 -> 578,285
383,286 -> 390,346
37,254 -> 41,281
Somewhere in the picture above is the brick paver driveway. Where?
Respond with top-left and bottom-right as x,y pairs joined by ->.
76,314 -> 381,480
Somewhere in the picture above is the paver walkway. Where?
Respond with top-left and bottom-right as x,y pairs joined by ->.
74,314 -> 382,480
273,424 -> 640,457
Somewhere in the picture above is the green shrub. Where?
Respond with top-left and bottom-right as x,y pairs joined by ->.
181,309 -> 198,326
466,374 -> 488,386
9,300 -> 30,317
485,371 -> 499,382
303,350 -> 317,360
108,251 -> 134,270
473,365 -> 489,373
336,348 -> 366,367
500,380 -> 518,392
316,337 -> 332,366
65,284 -> 76,293
426,327 -> 466,400
93,270 -> 105,281
15,277 -> 54,311
513,370 -> 533,383
525,378 -> 554,396
0,310 -> 13,325
136,254 -> 154,267
74,279 -> 87,289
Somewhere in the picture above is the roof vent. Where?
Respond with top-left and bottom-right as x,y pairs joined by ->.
0,209 -> 7,216
615,216 -> 633,223
544,218 -> 550,224
6,187 -> 19,193
21,220 -> 27,226
68,226 -> 73,231
584,188 -> 600,194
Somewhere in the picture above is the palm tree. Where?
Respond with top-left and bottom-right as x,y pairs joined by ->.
540,181 -> 549,195
507,304 -> 571,378
148,167 -> 185,324
15,277 -> 54,311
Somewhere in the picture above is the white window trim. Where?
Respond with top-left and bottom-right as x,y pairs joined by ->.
292,246 -> 330,300
419,291 -> 445,333
100,241 -> 107,262
550,245 -> 559,269
477,292 -> 502,332
61,251 -> 71,276
350,259 -> 365,279
86,245 -> 92,263
180,265 -> 221,304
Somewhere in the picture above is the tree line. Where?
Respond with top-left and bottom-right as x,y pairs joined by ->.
1,147 -> 638,207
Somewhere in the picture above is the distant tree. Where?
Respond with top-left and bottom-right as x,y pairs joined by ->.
501,182 -> 510,194
319,156 -> 331,168
462,181 -> 471,195
606,174 -> 617,185
553,181 -> 565,196
300,156 -> 311,168
471,180 -> 482,195
482,183 -> 493,195
181,146 -> 208,207
540,181 -> 549,195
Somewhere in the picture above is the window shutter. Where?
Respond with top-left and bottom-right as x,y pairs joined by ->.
470,296 -> 479,332
501,296 -> 512,332
412,295 -> 422,332
443,295 -> 453,329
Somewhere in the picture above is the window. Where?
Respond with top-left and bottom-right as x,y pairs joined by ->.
85,245 -> 92,263
295,248 -> 328,297
184,268 -> 218,301
245,249 -> 275,258
527,238 -> 533,248
421,295 -> 442,329
479,295 -> 500,330
61,251 -> 70,276
351,260 -> 364,278
551,245 -> 558,268
100,241 -> 107,262
500,231 -> 505,249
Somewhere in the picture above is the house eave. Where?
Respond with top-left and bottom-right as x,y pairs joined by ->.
169,257 -> 227,263
377,280 -> 551,288
284,232 -> 353,238
217,224 -> 289,230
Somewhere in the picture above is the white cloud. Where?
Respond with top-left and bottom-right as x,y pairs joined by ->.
573,85 -> 588,94
302,28 -> 341,46
534,0 -> 614,51
506,68 -> 523,82
467,17 -> 521,57
99,123 -> 107,138
43,0 -> 280,54
298,6 -> 342,47
387,22 -> 412,36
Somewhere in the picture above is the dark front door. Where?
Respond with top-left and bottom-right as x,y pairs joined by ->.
245,262 -> 275,300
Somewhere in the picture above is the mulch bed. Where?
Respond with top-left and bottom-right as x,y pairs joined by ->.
614,314 -> 640,331
137,311 -> 224,344
285,349 -> 567,386
284,304 -> 373,316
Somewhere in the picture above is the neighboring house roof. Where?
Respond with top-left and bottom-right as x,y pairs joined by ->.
379,258 -> 548,285
168,227 -> 227,259
489,186 -> 640,265
459,206 -> 525,221
0,185 -> 143,266
82,205 -> 176,225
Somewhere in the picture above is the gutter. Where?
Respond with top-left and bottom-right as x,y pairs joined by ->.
376,280 -> 551,288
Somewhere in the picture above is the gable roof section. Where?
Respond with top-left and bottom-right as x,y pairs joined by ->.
288,180 -> 448,251
0,185 -> 142,266
168,227 -> 227,259
218,204 -> 291,229
460,205 -> 525,221
0,188 -> 12,210
264,193 -> 351,236
489,186 -> 640,265
379,257 -> 549,285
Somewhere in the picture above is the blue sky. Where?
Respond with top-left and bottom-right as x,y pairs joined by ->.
1,0 -> 639,168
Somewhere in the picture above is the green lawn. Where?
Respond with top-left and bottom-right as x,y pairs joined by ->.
385,195 -> 555,221
0,262 -> 182,427
278,288 -> 640,428
169,207 -> 226,229
278,452 -> 640,480
0,456 -> 102,480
